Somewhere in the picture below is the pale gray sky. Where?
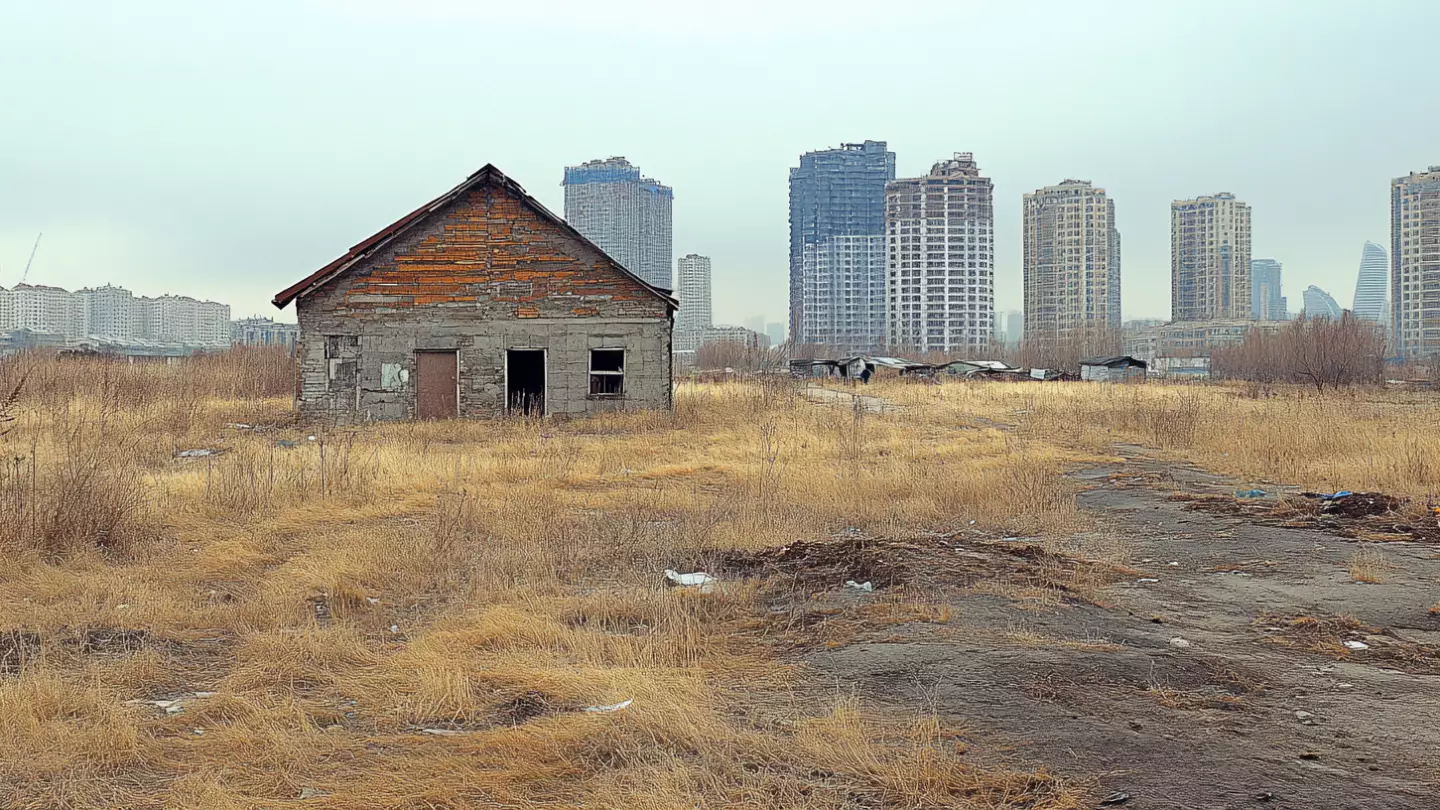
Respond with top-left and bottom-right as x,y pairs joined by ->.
3,1 -> 1436,326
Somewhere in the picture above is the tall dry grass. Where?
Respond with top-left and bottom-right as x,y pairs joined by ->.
870,378 -> 1440,499
0,352 -> 1089,809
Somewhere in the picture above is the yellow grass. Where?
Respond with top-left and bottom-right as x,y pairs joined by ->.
1348,547 -> 1392,584
0,355 -> 1091,809
865,378 -> 1440,499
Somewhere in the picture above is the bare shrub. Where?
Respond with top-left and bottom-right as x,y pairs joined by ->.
1212,314 -> 1386,391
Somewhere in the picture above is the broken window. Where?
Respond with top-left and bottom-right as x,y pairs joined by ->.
589,349 -> 625,396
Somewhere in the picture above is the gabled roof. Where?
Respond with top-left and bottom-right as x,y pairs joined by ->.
272,163 -> 678,310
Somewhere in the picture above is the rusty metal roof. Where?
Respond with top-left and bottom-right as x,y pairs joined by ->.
272,163 -> 678,310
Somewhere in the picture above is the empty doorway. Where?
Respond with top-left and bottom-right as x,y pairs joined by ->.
415,351 -> 458,420
506,350 -> 545,415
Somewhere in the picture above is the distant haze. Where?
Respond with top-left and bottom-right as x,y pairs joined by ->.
2,0 -> 1436,325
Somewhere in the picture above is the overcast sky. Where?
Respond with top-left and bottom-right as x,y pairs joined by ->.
3,1 -> 1436,327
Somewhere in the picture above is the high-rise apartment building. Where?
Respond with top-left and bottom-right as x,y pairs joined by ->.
1351,241 -> 1388,322
800,235 -> 887,352
1302,285 -> 1343,319
788,141 -> 894,350
1022,180 -> 1121,345
885,153 -> 995,354
562,157 -> 674,290
0,283 -> 229,345
1171,193 -> 1252,321
1250,259 -> 1287,320
1391,166 -> 1440,358
674,254 -> 713,352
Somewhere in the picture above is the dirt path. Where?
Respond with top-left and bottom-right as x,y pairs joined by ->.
801,448 -> 1440,809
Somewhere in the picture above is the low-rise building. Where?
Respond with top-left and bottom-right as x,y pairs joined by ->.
232,317 -> 300,350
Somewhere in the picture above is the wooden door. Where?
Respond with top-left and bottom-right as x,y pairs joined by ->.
415,351 -> 458,420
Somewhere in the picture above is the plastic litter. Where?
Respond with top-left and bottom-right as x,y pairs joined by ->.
1319,491 -> 1353,501
584,698 -> 634,713
366,596 -> 381,605
421,728 -> 468,736
844,580 -> 875,592
1255,792 -> 1276,802
1099,792 -> 1132,806
298,787 -> 328,800
1135,578 -> 1160,584
1235,489 -> 1267,499
228,423 -> 253,430
275,439 -> 298,449
176,449 -> 215,458
663,569 -> 718,590
1295,710 -> 1317,725
1167,561 -> 1180,567
1342,640 -> 1369,651
1169,637 -> 1192,649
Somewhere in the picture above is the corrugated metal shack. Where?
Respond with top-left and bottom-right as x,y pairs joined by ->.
1079,356 -> 1148,382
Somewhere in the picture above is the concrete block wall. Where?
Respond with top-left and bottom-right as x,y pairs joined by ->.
293,181 -> 673,422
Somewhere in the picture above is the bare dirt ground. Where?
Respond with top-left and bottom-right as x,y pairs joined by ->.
729,441 -> 1440,810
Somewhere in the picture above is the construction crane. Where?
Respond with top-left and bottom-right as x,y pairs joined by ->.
19,232 -> 42,285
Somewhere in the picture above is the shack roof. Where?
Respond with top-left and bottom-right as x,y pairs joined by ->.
272,164 -> 678,311
1080,356 -> 1148,369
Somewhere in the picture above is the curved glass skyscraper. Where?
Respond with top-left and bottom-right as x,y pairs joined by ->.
1302,285 -> 1343,319
1351,241 -> 1388,321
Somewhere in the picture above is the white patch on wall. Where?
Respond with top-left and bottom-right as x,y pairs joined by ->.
381,363 -> 409,390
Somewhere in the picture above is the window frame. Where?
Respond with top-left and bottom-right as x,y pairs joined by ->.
588,348 -> 626,398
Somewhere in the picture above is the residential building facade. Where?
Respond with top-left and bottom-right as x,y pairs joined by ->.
1022,180 -> 1121,346
1172,193 -> 1252,321
674,254 -> 714,352
1250,259 -> 1287,320
885,152 -> 995,353
232,317 -> 300,351
1351,241 -> 1388,322
788,140 -> 895,350
562,157 -> 674,290
800,235 -> 886,353
0,283 -> 229,346
1391,167 -> 1440,358
1301,285 -> 1343,319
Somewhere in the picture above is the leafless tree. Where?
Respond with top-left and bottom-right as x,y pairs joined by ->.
1212,314 -> 1385,391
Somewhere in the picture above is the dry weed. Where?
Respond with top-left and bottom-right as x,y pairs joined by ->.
1348,547 -> 1393,583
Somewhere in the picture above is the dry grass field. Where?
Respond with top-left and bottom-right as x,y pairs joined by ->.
0,352 -> 1094,810
3,354 -> 1439,809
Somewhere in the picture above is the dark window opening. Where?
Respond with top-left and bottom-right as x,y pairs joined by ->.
590,349 -> 625,396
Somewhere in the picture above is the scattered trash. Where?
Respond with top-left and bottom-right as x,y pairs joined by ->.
124,692 -> 215,715
1235,489 -> 1267,499
365,596 -> 381,605
389,624 -> 400,634
275,439 -> 298,449
1099,792 -> 1132,806
307,435 -> 317,442
1255,792 -> 1276,802
193,728 -> 205,736
663,569 -> 718,591
844,580 -> 875,592
1337,682 -> 1355,689
1320,491 -> 1354,501
999,536 -> 1025,542
583,698 -> 634,713
1167,561 -> 1180,567
298,787 -> 328,800
1169,637 -> 1192,649
1295,710 -> 1317,725
117,604 -> 130,610
176,449 -> 215,458
1342,640 -> 1369,651
1135,578 -> 1160,584
421,728 -> 468,736
227,423 -> 253,431
1141,558 -> 1154,563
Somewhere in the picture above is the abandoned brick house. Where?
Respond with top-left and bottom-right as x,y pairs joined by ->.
272,164 -> 676,421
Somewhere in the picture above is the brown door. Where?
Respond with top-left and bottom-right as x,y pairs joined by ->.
415,351 -> 458,420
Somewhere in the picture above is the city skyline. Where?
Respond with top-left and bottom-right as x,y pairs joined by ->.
4,3 -> 1438,332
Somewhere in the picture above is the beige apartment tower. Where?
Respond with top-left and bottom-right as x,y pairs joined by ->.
1171,193 -> 1252,321
1392,166 -> 1440,358
885,152 -> 994,353
1023,180 -> 1120,344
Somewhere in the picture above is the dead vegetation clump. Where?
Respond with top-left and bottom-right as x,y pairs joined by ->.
1254,614 -> 1440,676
